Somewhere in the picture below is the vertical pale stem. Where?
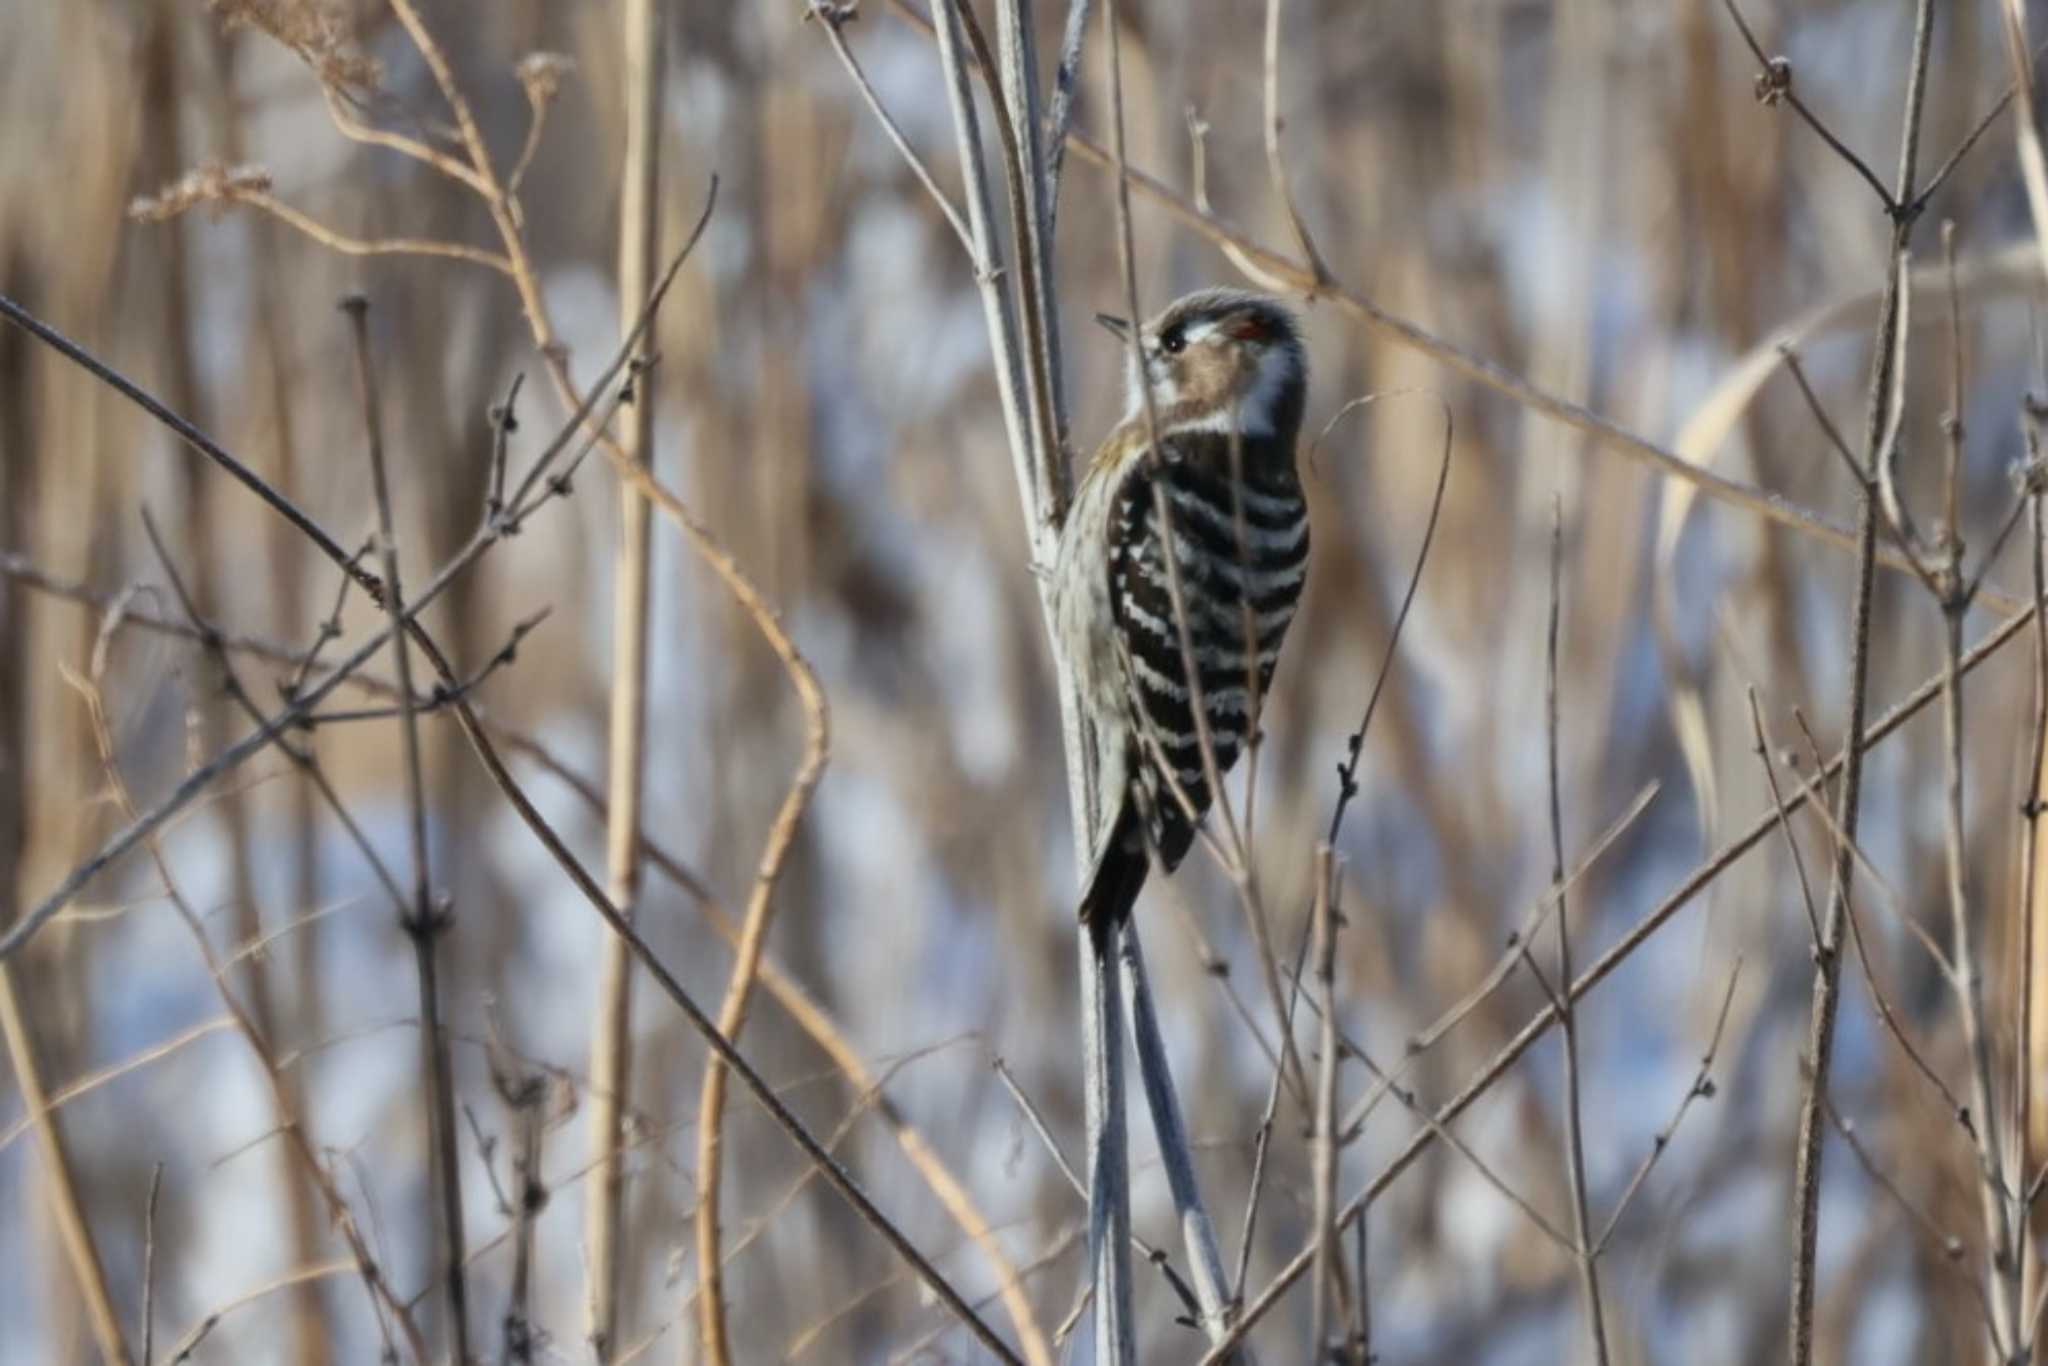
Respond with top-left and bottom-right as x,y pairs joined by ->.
1119,924 -> 1240,1353
1082,918 -> 1135,1365
586,0 -> 662,1356
0,966 -> 132,1366
995,0 -> 1070,492
929,4 -> 1138,1356
932,1 -> 1039,536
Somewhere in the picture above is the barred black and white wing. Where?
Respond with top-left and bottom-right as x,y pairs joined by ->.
1071,429 -> 1309,924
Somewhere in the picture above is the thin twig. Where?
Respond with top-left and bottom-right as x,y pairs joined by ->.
343,295 -> 472,1365
320,84 -> 492,197
1717,0 -> 1898,213
1307,846 -> 1343,1359
1747,689 -> 1826,952
1819,1092 -> 1990,1317
689,540 -> 829,1361
1944,221 -> 1966,544
1042,0 -> 1095,231
1184,99 -> 1296,296
1965,494 -> 2035,607
165,1262 -> 360,1365
1776,345 -> 1863,479
1324,393 -> 1455,847
1260,0 -> 1333,289
1913,40 -> 2047,214
283,537 -> 373,704
1786,0 -> 1936,1355
807,3 -> 975,254
1349,1207 -> 1369,1364
1231,997 -> 1289,1303
0,293 -> 377,601
990,1058 -> 1203,1321
143,1162 -> 164,1366
0,1018 -> 231,1158
486,374 -> 523,525
1777,709 -> 1984,1140
1086,2 -> 1301,1341
303,610 -> 549,726
216,187 -> 515,272
1785,708 -> 1955,980
2019,416 -> 2048,1344
1546,502 -> 1609,1364
1328,1005 -> 1577,1256
488,1018 -> 548,1365
1779,344 -> 1945,597
1931,429 -> 2022,1348
507,51 -> 570,205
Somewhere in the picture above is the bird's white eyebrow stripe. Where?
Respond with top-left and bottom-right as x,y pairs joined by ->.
1163,409 -> 1252,438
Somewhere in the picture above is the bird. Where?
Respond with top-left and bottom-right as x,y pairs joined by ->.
1053,287 -> 1311,928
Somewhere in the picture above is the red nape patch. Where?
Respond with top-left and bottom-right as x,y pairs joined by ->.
1227,315 -> 1272,342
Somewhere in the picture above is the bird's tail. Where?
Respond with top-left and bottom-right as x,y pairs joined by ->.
1077,801 -> 1149,928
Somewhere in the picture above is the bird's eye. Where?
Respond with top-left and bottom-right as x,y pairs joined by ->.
1159,325 -> 1186,356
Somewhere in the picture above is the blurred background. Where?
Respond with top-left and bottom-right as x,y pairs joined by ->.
4,1 -> 2048,1361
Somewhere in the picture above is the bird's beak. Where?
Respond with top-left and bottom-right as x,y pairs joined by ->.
1094,312 -> 1130,341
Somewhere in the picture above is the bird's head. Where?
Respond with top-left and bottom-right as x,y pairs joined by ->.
1098,288 -> 1307,443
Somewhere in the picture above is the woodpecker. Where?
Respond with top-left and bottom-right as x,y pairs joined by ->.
1053,288 -> 1311,926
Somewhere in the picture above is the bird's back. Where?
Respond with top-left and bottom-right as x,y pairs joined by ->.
1104,427 -> 1310,873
